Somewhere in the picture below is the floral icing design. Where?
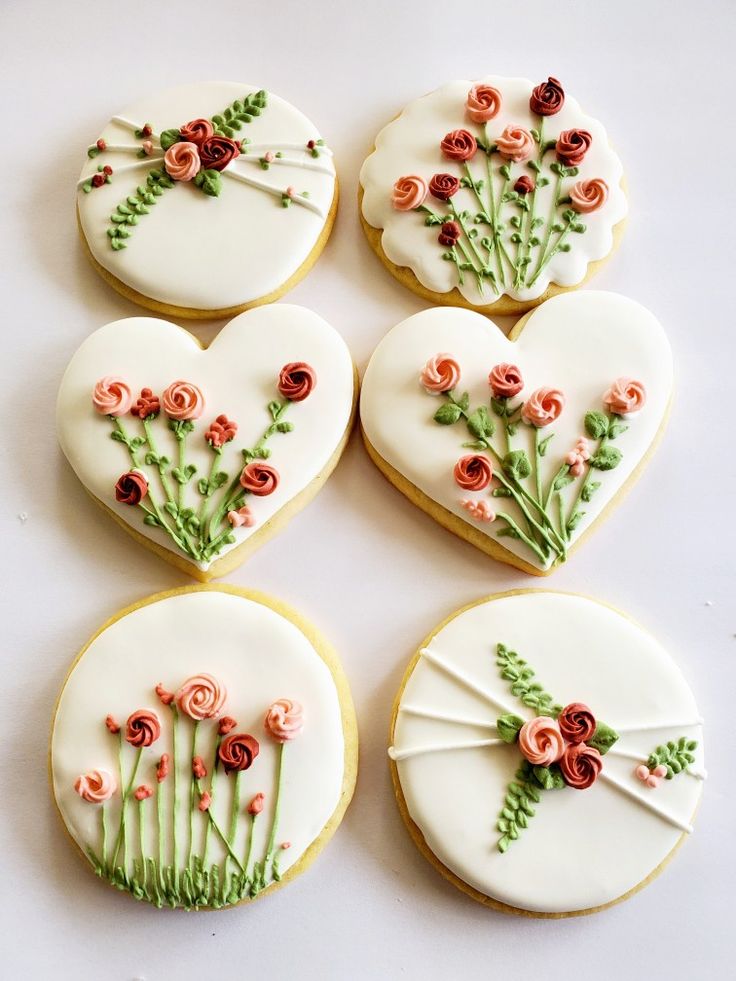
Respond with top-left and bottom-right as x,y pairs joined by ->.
71,672 -> 308,909
423,357 -> 646,570
179,118 -> 214,145
518,717 -> 564,765
560,742 -> 603,790
163,142 -> 201,182
461,498 -> 495,522
388,75 -> 615,296
93,362 -> 315,566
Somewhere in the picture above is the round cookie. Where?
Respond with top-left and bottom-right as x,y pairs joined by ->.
77,82 -> 337,318
360,292 -> 672,576
56,304 -> 357,581
389,590 -> 705,916
360,75 -> 626,315
50,585 -> 358,910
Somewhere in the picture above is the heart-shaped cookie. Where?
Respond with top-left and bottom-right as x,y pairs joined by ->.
360,292 -> 671,574
57,305 -> 356,580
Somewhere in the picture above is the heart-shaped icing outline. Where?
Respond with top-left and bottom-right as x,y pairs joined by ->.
57,305 -> 357,581
359,292 -> 672,575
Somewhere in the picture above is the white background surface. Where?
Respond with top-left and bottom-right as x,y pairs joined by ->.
1,1 -> 733,978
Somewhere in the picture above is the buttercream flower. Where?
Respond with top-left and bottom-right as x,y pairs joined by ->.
278,362 -> 317,402
495,126 -> 535,163
391,175 -> 428,211
521,387 -> 565,427
265,698 -> 304,742
198,791 -> 212,812
92,376 -> 133,416
205,414 -> 238,448
240,462 -> 279,496
179,118 -> 214,146
514,175 -> 535,195
557,703 -> 596,744
199,135 -> 240,171
218,716 -> 237,735
635,763 -> 668,788
96,139 -> 106,152
102,165 -> 113,176
518,717 -> 565,766
453,454 -> 493,491
134,785 -> 153,801
91,173 -> 106,188
466,84 -> 501,123
603,378 -> 646,415
162,380 -> 205,421
125,709 -> 161,748
280,841 -> 291,850
175,673 -> 226,721
560,743 -> 603,789
74,769 -> 116,804
131,387 -> 160,419
429,173 -> 460,201
192,756 -> 207,779
461,498 -> 495,522
155,683 -> 175,706
556,129 -> 592,167
440,129 -> 477,162
489,363 -> 523,399
141,140 -> 154,156
164,141 -> 201,182
420,353 -> 460,393
569,178 -> 608,214
156,754 -> 170,783
105,715 -> 120,734
564,437 -> 591,477
227,506 -> 255,528
529,77 -> 565,116
115,470 -> 148,506
438,221 -> 461,246
219,733 -> 260,773
247,792 -> 265,815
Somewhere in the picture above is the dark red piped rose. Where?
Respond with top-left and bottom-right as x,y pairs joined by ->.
514,175 -> 535,195
489,363 -> 524,399
240,462 -> 279,496
179,118 -> 214,146
453,454 -> 493,491
91,173 -> 106,188
115,471 -> 148,506
131,388 -> 160,419
440,129 -> 478,162
556,129 -> 592,167
205,414 -> 238,448
199,135 -> 240,171
558,703 -> 596,744
278,362 -> 317,402
218,732 -> 260,773
438,221 -> 461,246
559,743 -> 602,790
530,77 -> 565,116
429,173 -> 460,202
125,709 -> 161,748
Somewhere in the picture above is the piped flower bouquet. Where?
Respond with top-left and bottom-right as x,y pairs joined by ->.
73,673 -> 303,909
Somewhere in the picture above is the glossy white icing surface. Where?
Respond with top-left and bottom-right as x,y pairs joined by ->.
56,305 -> 355,572
360,292 -> 672,571
360,76 -> 626,305
52,590 -> 347,894
77,82 -> 336,310
391,592 -> 704,913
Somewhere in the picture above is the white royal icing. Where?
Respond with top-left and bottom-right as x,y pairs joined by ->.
389,592 -> 704,914
360,292 -> 672,571
51,589 -> 348,899
360,75 -> 626,305
77,82 -> 336,311
56,305 -> 355,573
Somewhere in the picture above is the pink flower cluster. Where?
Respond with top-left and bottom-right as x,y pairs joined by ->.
635,763 -> 668,789
517,703 -> 602,790
565,437 -> 591,477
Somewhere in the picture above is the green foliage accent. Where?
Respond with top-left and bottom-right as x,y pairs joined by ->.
496,761 -> 541,853
496,713 -> 524,743
211,90 -> 268,137
531,763 -> 565,790
581,480 -> 601,502
585,410 -> 609,439
434,402 -> 463,425
466,405 -> 495,439
502,449 -> 532,481
194,168 -> 222,198
590,445 -> 622,471
106,169 -> 174,250
538,434 -> 554,457
159,128 -> 180,151
588,721 -> 619,756
646,736 -> 698,779
608,419 -> 629,440
495,643 -> 562,718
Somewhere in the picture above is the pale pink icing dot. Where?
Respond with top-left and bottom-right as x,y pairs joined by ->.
264,699 -> 304,742
569,178 -> 609,214
652,764 -> 667,778
635,764 -> 650,782
74,769 -> 116,804
286,186 -> 297,199
603,378 -> 646,415
264,151 -> 275,163
164,141 -> 201,182
465,84 -> 502,123
461,498 -> 495,522
142,139 -> 154,156
227,506 -> 255,528
521,387 -> 565,427
495,125 -> 535,163
518,717 -> 565,766
392,175 -> 429,211
92,376 -> 133,416
175,673 -> 226,721
162,380 -> 205,421
420,353 -> 461,393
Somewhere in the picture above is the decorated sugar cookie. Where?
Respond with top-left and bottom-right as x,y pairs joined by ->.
389,591 -> 704,915
77,82 -> 337,318
56,305 -> 356,580
51,586 -> 357,910
360,76 -> 626,315
360,292 -> 671,575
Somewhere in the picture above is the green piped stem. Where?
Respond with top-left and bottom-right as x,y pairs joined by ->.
566,432 -> 608,534
100,805 -> 108,874
138,799 -> 146,890
188,721 -> 199,867
110,745 -> 143,872
171,706 -> 180,887
527,171 -> 563,286
482,127 -> 506,288
202,734 -> 222,866
244,813 -> 258,875
197,446 -> 223,526
516,117 -> 545,289
264,743 -> 286,869
528,221 -> 573,288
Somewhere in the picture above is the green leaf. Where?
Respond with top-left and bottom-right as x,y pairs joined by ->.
553,471 -> 574,492
159,129 -> 180,151
198,169 -> 222,198
143,514 -> 160,527
590,446 -> 622,471
532,765 -> 565,790
164,501 -> 178,517
496,714 -> 525,743
213,471 -> 228,489
433,403 -> 462,425
567,510 -> 585,532
585,411 -> 609,439
588,721 -> 619,756
581,480 -> 601,502
503,449 -> 532,481
538,434 -> 554,457
276,421 -> 294,433
490,397 -> 507,417
608,420 -> 629,440
197,478 -> 209,495
457,392 -> 470,412
466,405 -> 495,439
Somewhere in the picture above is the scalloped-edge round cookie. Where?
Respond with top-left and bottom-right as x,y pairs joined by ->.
389,590 -> 704,916
76,82 -> 338,318
50,585 -> 358,911
360,75 -> 626,316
